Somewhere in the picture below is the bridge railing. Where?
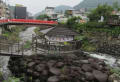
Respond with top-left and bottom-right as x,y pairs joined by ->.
0,19 -> 58,25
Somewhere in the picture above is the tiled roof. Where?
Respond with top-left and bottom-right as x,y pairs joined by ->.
46,26 -> 79,36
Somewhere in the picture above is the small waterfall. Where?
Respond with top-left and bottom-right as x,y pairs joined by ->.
86,52 -> 120,68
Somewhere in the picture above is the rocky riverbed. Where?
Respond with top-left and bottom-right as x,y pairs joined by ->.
8,52 -> 120,82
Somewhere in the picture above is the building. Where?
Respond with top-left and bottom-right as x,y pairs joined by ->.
44,27 -> 79,42
65,9 -> 74,17
14,6 -> 27,19
45,7 -> 55,17
45,7 -> 58,21
0,0 -> 10,19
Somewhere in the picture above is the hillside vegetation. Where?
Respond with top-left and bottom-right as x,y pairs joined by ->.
74,0 -> 120,10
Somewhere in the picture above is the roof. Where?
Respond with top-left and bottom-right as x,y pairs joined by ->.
45,27 -> 79,36
45,7 -> 54,9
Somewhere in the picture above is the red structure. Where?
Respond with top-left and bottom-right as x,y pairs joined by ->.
0,19 -> 58,26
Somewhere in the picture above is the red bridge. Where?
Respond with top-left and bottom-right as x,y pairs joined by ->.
0,19 -> 58,26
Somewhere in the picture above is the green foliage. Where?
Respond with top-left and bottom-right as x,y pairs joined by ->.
64,42 -> 70,45
34,27 -> 44,35
24,41 -> 31,49
3,77 -> 20,82
85,22 -> 105,28
36,14 -> 49,20
113,1 -> 120,11
82,40 -> 96,52
66,16 -> 82,29
110,68 -> 120,76
88,4 -> 113,22
75,35 -> 87,41
2,26 -> 25,42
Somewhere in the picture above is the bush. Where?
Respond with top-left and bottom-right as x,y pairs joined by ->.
85,22 -> 106,28
34,27 -> 44,35
24,41 -> 32,49
3,77 -> 20,82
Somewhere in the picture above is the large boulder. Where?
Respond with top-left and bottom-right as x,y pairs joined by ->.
47,60 -> 56,67
85,72 -> 95,80
93,70 -> 108,82
56,62 -> 64,68
48,76 -> 59,82
82,64 -> 92,72
28,62 -> 35,67
49,67 -> 61,75
35,64 -> 45,72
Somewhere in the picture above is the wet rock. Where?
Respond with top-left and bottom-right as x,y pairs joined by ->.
88,58 -> 95,63
90,62 -> 100,70
35,64 -> 45,72
28,62 -> 35,67
49,67 -> 61,75
33,72 -> 39,77
47,60 -> 56,67
85,72 -> 94,80
82,64 -> 92,72
56,62 -> 64,68
108,74 -> 120,82
42,70 -> 48,76
27,69 -> 33,73
93,70 -> 108,82
48,76 -> 59,82
35,79 -> 40,82
80,60 -> 89,64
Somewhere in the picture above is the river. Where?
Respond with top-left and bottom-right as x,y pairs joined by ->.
0,26 -> 120,80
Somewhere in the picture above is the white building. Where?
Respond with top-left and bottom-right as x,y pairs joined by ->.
45,7 -> 55,17
45,7 -> 58,20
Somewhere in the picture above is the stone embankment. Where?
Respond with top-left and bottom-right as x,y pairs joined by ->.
8,52 -> 117,82
97,43 -> 120,57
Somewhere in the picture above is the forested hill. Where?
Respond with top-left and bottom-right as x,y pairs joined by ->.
74,0 -> 120,10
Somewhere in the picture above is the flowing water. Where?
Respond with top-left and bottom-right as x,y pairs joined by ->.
0,26 -> 120,80
87,52 -> 120,68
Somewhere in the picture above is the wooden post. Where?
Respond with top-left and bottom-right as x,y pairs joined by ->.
0,42 -> 1,53
22,44 -> 24,56
48,41 -> 50,55
18,41 -> 20,55
32,34 -> 33,53
11,44 -> 13,56
35,37 -> 37,55
59,43 -> 61,55
8,43 -> 9,53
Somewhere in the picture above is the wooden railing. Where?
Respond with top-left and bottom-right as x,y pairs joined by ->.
0,41 -> 25,56
32,35 -> 82,55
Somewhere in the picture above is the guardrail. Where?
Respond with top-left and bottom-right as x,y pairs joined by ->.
0,19 -> 58,25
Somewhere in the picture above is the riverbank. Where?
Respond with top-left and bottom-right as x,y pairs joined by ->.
8,52 -> 117,82
1,25 -> 27,43
0,26 -> 29,81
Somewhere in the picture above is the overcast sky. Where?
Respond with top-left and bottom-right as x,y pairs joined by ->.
5,0 -> 83,15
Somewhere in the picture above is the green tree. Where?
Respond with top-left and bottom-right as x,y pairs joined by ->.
36,14 -> 49,20
88,4 -> 113,22
66,17 -> 82,29
113,1 -> 120,11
